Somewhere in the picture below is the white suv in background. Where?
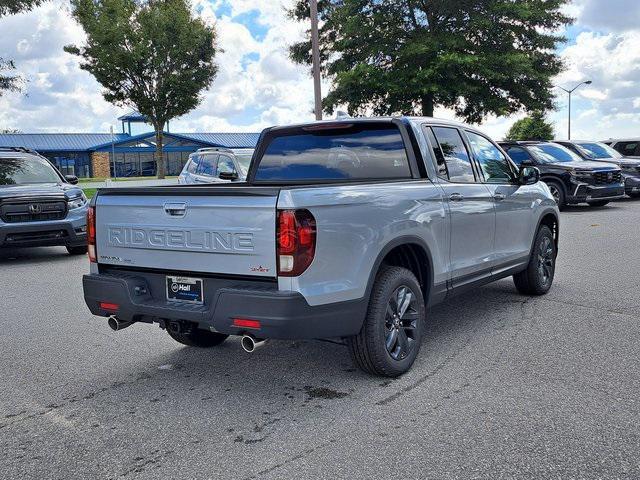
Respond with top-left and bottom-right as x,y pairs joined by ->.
602,138 -> 640,158
178,147 -> 254,184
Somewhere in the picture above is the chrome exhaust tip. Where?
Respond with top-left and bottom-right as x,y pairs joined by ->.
108,316 -> 134,331
240,335 -> 267,353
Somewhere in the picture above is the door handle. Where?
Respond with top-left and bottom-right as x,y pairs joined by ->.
449,193 -> 464,202
164,202 -> 187,217
493,193 -> 506,201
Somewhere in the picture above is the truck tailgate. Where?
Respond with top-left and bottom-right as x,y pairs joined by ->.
94,186 -> 279,278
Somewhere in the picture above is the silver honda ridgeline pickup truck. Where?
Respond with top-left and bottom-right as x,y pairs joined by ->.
83,117 -> 559,377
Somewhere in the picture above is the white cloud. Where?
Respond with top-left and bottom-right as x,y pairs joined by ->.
0,0 -> 315,134
574,0 -> 640,32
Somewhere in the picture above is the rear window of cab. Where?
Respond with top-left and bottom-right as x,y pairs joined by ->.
253,123 -> 411,182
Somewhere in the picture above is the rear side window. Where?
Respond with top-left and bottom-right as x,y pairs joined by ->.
431,127 -> 475,183
253,124 -> 411,182
424,127 -> 448,178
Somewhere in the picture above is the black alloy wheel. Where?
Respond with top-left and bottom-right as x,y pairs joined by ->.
384,285 -> 419,361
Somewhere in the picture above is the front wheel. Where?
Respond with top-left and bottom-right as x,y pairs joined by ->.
587,200 -> 610,207
513,225 -> 556,296
544,180 -> 566,210
347,266 -> 426,377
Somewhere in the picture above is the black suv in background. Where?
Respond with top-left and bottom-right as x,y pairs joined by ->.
555,140 -> 640,198
499,141 -> 625,209
0,147 -> 88,254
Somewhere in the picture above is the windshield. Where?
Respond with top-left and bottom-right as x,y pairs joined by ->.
0,156 -> 61,185
576,142 -> 623,159
528,144 -> 582,164
254,124 -> 411,182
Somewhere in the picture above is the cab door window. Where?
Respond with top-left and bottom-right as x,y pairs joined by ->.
196,154 -> 218,176
504,146 -> 533,166
430,127 -> 476,183
465,131 -> 514,183
216,155 -> 237,176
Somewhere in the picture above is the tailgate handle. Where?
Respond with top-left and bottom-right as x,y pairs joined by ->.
164,202 -> 187,217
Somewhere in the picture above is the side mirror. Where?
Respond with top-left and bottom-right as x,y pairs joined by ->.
65,175 -> 79,185
218,171 -> 238,181
519,166 -> 540,186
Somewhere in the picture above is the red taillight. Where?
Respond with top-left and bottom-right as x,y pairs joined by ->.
87,206 -> 97,263
233,318 -> 261,329
277,209 -> 316,277
99,302 -> 119,312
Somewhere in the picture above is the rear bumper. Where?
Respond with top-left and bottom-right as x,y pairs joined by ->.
567,183 -> 625,203
0,211 -> 87,248
82,270 -> 366,340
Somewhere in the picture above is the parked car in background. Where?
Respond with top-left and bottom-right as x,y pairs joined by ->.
555,140 -> 640,198
499,141 -> 624,209
83,117 -> 559,377
178,148 -> 253,184
603,138 -> 640,158
0,147 -> 88,254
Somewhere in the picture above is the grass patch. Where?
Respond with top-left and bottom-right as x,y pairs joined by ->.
82,187 -> 98,199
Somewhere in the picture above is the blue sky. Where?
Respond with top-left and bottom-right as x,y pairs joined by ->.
1,0 -> 640,141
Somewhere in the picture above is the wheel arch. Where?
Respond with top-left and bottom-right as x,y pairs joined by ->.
364,236 -> 435,307
535,210 -> 560,253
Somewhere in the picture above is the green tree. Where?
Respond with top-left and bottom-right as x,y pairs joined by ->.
0,0 -> 46,96
289,1 -> 571,122
505,112 -> 554,140
65,0 -> 218,178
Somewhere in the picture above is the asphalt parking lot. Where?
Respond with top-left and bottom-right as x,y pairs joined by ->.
1,199 -> 639,479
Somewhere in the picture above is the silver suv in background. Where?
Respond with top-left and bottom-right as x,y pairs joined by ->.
83,117 -> 559,377
178,147 -> 253,184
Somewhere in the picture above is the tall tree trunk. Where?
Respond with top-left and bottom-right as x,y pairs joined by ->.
421,94 -> 434,117
155,127 -> 165,179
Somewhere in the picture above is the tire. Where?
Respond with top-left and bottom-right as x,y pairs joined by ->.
544,180 -> 566,210
513,225 -> 556,296
587,200 -> 610,207
347,266 -> 426,377
629,192 -> 640,199
167,327 -> 228,348
66,245 -> 88,255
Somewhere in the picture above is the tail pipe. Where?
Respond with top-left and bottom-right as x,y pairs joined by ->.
241,335 -> 268,353
108,316 -> 134,332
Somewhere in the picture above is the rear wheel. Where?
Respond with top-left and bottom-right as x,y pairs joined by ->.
167,326 -> 228,348
66,245 -> 88,255
587,200 -> 610,207
347,266 -> 426,377
544,180 -> 566,210
513,225 -> 556,296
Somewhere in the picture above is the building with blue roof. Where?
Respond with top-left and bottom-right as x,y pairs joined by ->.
0,113 -> 260,178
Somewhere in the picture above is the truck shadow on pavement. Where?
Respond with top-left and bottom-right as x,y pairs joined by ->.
81,280 -> 528,417
0,246 -> 80,265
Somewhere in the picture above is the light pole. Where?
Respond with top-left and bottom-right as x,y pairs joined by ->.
556,80 -> 592,140
310,0 -> 322,120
